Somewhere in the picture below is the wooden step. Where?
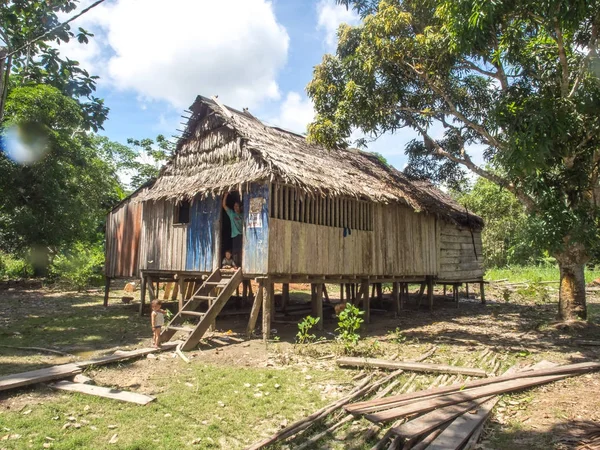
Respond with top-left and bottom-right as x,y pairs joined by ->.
194,295 -> 218,301
204,281 -> 227,286
180,311 -> 206,318
166,325 -> 195,333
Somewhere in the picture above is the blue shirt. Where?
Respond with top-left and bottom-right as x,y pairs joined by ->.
226,208 -> 243,238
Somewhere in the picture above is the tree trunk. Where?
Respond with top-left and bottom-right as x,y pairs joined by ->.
555,242 -> 589,321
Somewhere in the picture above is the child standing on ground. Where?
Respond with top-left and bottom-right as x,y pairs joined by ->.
151,300 -> 166,348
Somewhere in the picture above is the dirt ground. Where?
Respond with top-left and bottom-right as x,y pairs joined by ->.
1,280 -> 599,449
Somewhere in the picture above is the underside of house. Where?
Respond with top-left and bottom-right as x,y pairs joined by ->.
104,95 -> 485,349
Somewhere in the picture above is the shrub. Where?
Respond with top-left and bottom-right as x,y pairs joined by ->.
0,253 -> 34,279
296,315 -> 320,344
336,304 -> 364,352
49,242 -> 104,291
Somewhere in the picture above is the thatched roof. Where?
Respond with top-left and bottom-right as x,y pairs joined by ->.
140,95 -> 483,228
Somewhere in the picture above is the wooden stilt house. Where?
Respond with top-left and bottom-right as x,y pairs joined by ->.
104,95 -> 485,349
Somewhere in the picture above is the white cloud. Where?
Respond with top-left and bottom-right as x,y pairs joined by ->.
55,0 -> 289,110
267,92 -> 315,134
316,0 -> 360,50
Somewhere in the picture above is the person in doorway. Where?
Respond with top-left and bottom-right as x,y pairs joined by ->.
222,192 -> 243,265
150,300 -> 166,348
221,250 -> 237,269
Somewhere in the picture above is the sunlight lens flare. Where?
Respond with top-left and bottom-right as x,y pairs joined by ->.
1,123 -> 49,164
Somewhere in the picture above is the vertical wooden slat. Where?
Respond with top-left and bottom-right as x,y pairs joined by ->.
278,184 -> 283,219
295,189 -> 300,222
273,184 -> 279,219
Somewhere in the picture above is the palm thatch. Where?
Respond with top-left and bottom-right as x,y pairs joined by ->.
140,95 -> 482,228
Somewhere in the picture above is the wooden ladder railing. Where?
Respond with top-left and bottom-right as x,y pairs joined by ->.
160,268 -> 243,351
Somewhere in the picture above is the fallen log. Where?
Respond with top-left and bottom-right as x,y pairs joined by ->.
0,364 -> 81,392
346,361 -> 600,415
365,373 -> 569,423
337,357 -> 487,378
49,380 -> 155,405
76,342 -> 180,368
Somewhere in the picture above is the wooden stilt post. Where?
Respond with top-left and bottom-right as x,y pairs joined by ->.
480,280 -> 486,304
177,278 -> 184,312
242,280 -> 248,304
340,284 -> 344,302
400,283 -> 406,310
376,283 -> 383,302
147,277 -> 156,301
443,284 -> 447,296
139,275 -> 147,316
262,281 -> 273,342
314,283 -> 323,330
371,284 -> 376,301
362,279 -> 370,324
345,284 -> 351,303
247,281 -> 263,337
427,276 -> 434,312
103,277 -> 111,307
322,284 -> 330,303
465,283 -> 470,299
282,283 -> 290,311
392,282 -> 400,317
453,283 -> 459,307
417,282 -> 426,307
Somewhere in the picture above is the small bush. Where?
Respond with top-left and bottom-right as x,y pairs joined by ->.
49,242 -> 104,291
296,315 -> 320,344
336,303 -> 364,353
0,253 -> 34,279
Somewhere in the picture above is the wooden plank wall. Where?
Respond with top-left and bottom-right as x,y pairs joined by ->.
243,183 -> 270,275
105,198 -> 143,278
438,221 -> 484,280
139,200 -> 187,272
267,194 -> 438,277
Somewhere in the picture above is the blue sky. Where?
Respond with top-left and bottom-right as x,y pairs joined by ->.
61,0 -> 419,171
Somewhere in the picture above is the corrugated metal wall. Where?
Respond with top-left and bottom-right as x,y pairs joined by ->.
186,195 -> 221,272
242,183 -> 270,275
104,198 -> 142,278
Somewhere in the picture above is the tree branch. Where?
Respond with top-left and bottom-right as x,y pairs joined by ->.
569,21 -> 598,97
554,20 -> 570,97
459,59 -> 500,79
411,121 -> 536,212
7,0 -> 107,58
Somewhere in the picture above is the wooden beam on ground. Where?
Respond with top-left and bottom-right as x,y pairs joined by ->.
76,343 -> 180,369
427,396 -> 496,450
364,374 -> 571,423
103,277 -> 110,307
337,357 -> 487,378
247,281 -> 264,337
262,281 -> 273,341
0,364 -> 81,392
390,396 -> 493,441
49,380 -> 156,405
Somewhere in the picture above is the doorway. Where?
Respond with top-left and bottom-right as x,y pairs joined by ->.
221,191 -> 243,267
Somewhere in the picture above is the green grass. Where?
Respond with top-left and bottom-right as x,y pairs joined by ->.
486,265 -> 600,283
0,363 -> 348,449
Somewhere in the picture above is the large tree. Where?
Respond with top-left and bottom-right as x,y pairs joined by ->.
307,0 -> 600,320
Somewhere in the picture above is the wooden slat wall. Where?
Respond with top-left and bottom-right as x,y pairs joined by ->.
139,200 -> 187,272
105,198 -> 143,278
438,221 -> 484,280
268,202 -> 438,277
242,183 -> 270,275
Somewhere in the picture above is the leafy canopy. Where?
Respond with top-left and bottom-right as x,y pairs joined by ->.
307,0 -> 600,259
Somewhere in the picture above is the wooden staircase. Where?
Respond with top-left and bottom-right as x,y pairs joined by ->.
160,268 -> 243,351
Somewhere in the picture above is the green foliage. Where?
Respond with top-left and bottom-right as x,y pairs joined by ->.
126,135 -> 174,190
296,315 -> 320,344
0,253 -> 33,279
1,0 -> 108,130
387,327 -> 408,344
454,177 -> 544,267
336,304 -> 364,351
49,241 -> 104,291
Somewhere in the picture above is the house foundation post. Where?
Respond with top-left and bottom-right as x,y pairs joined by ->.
262,280 -> 273,342
247,280 -> 263,337
103,277 -> 111,307
282,283 -> 289,312
139,274 -> 147,316
362,279 -> 370,324
480,280 -> 486,304
314,283 -> 323,330
427,276 -> 434,312
392,282 -> 400,317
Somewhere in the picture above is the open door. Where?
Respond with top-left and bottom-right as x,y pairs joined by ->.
221,191 -> 243,267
